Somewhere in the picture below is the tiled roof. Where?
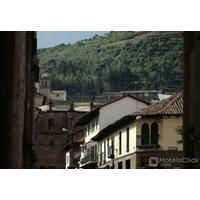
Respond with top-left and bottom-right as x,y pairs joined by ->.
134,93 -> 183,116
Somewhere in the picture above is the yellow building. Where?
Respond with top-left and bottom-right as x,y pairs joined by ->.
92,94 -> 183,169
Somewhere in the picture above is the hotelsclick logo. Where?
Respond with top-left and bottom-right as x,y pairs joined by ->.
148,157 -> 159,167
148,156 -> 200,168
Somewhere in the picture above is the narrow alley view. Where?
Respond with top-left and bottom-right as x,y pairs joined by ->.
0,31 -> 200,169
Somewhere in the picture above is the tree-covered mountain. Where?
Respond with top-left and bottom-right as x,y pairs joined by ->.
38,31 -> 184,96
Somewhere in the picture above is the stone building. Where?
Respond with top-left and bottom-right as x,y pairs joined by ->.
0,31 -> 38,168
35,102 -> 86,168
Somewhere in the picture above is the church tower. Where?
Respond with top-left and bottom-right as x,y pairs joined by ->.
39,73 -> 51,100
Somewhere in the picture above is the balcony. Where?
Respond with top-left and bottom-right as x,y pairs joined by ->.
80,154 -> 97,167
136,135 -> 160,149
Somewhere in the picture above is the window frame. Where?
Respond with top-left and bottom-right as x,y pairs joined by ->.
119,131 -> 122,155
126,127 -> 130,152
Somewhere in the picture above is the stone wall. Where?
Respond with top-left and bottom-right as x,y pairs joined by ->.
35,110 -> 86,168
0,32 -> 37,168
183,32 -> 200,168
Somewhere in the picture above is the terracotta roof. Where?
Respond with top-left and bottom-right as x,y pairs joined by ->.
75,94 -> 149,126
134,93 -> 183,116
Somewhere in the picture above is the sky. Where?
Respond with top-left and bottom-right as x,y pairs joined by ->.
37,31 -> 108,49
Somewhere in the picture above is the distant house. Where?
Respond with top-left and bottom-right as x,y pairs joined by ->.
51,90 -> 67,101
76,95 -> 149,168
39,73 -> 67,102
92,94 -> 183,169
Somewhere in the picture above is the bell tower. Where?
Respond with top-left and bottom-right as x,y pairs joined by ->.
39,73 -> 51,100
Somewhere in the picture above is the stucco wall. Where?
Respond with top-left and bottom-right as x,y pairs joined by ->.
98,115 -> 183,168
99,122 -> 137,164
51,91 -> 67,101
99,96 -> 147,130
135,116 -> 183,151
162,116 -> 183,151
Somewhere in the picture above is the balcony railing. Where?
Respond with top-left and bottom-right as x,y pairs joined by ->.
136,135 -> 160,149
80,154 -> 97,166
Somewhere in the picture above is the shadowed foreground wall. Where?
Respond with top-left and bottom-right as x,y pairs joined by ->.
0,32 -> 37,168
184,32 -> 200,168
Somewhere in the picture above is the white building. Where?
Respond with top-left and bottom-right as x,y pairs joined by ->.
76,95 -> 149,168
50,90 -> 67,101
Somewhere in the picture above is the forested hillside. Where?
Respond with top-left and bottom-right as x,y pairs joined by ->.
38,31 -> 184,96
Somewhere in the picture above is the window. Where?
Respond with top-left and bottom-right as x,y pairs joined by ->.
56,93 -> 59,97
107,138 -> 110,156
151,122 -> 159,145
88,121 -> 95,133
98,143 -> 102,164
104,141 -> 106,163
95,118 -> 98,130
125,159 -> 131,169
91,121 -> 95,131
111,137 -> 114,155
48,118 -> 55,131
118,162 -> 123,169
119,132 -> 122,155
141,123 -> 149,145
126,128 -> 130,152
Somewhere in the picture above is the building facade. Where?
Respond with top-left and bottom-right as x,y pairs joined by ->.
76,95 -> 149,168
35,102 -> 86,169
92,94 -> 183,169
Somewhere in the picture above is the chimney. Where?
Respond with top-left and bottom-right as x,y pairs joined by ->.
49,98 -> 53,111
69,102 -> 74,111
90,102 -> 94,111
